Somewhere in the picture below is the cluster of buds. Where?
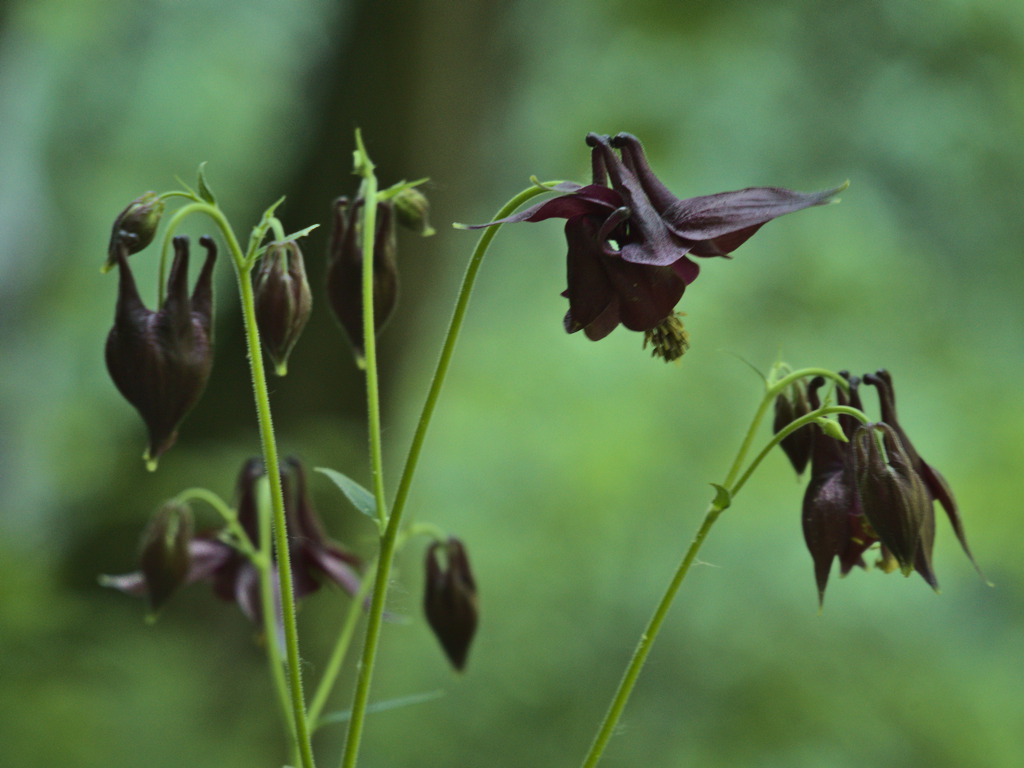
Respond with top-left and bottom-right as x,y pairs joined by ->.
102,457 -> 363,622
775,370 -> 980,604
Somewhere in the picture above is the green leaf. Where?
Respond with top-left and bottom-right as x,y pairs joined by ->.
710,483 -> 732,512
316,690 -> 445,728
196,161 -> 216,204
316,467 -> 377,519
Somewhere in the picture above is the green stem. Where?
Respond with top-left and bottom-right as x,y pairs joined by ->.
339,181 -> 559,768
579,378 -> 868,768
169,201 -> 316,768
307,557 -> 378,729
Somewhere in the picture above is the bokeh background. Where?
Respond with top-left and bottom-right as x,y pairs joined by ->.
1,1 -> 1021,766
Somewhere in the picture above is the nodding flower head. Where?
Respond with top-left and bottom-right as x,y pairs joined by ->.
105,235 -> 217,469
469,132 -> 844,360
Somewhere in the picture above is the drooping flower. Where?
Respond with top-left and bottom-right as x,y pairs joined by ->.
424,537 -> 478,671
102,457 -> 363,624
852,422 -> 935,586
105,235 -> 217,468
800,374 -> 878,606
773,376 -> 815,475
862,370 -> 982,580
469,132 -> 845,360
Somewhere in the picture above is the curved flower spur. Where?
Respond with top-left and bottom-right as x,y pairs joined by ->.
469,133 -> 846,360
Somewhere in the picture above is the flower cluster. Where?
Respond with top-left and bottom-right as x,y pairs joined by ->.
776,370 -> 980,604
472,133 -> 844,360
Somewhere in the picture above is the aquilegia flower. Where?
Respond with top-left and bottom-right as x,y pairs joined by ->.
102,457 -> 363,624
105,235 -> 216,468
470,133 -> 844,360
791,369 -> 981,605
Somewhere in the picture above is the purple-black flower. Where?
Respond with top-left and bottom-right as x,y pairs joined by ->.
801,374 -> 878,605
105,235 -> 216,467
471,133 -> 844,360
102,457 -> 363,624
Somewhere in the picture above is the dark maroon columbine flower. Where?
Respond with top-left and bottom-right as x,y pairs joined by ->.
470,133 -> 844,360
774,377 -> 815,475
103,458 -> 363,624
862,370 -> 982,580
105,235 -> 216,468
424,537 -> 478,671
852,422 -> 935,586
801,374 -> 878,606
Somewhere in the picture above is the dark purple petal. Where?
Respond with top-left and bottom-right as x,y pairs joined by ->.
661,184 -> 846,247
465,184 -> 622,229
611,133 -> 680,213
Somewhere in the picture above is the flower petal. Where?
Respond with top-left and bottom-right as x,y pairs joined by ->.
661,184 -> 846,248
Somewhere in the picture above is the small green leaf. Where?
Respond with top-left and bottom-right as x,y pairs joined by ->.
316,467 -> 377,519
196,162 -> 216,204
710,483 -> 732,511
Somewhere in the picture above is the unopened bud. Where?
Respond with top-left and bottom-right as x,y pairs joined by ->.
254,241 -> 312,376
394,186 -> 435,236
105,192 -> 165,272
424,537 -> 478,671
139,501 -> 194,615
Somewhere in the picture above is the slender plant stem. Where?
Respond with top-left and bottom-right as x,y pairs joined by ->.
308,557 -> 378,729
339,181 -> 558,768
579,377 -> 867,768
169,200 -> 316,768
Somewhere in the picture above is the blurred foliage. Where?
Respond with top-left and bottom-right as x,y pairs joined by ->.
1,0 -> 1022,767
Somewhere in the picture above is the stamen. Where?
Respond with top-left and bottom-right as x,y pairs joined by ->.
643,313 -> 690,362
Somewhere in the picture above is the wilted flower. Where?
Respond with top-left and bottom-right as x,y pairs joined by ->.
424,537 -> 478,671
801,374 -> 878,606
326,196 -> 399,365
105,235 -> 216,468
470,132 -> 844,360
105,192 -> 166,271
254,240 -> 312,376
102,457 -> 363,623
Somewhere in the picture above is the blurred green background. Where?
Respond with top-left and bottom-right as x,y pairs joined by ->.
1,0 -> 1021,766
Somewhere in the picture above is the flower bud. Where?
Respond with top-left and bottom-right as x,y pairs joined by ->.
254,240 -> 312,376
852,422 -> 936,586
105,235 -> 217,469
138,501 -> 194,615
105,192 -> 165,272
424,537 -> 478,671
774,378 -> 814,474
393,186 -> 435,236
326,197 -> 399,365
